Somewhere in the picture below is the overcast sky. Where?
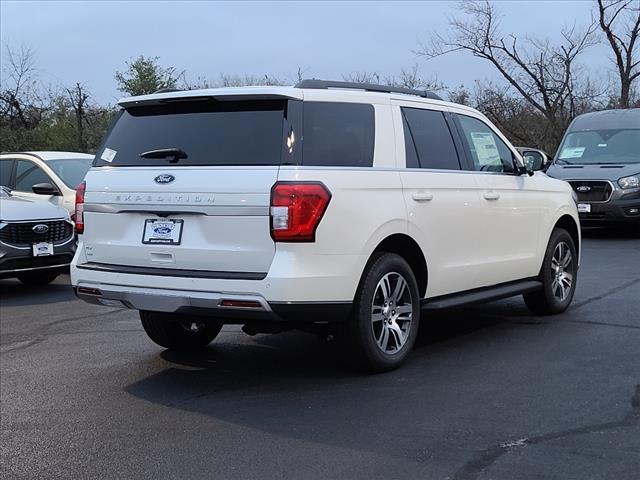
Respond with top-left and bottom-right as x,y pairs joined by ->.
1,0 -> 611,104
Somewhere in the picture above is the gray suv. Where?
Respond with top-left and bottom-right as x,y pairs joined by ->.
0,186 -> 75,285
546,108 -> 640,231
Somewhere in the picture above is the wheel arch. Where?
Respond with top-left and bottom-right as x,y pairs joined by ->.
363,233 -> 428,298
553,214 -> 580,260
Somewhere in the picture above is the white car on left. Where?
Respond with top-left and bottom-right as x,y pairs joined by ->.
0,186 -> 75,285
0,151 -> 94,218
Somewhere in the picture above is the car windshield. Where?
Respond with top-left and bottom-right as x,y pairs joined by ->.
47,158 -> 93,189
556,129 -> 640,165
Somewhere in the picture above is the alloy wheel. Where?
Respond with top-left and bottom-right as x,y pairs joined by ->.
371,272 -> 413,354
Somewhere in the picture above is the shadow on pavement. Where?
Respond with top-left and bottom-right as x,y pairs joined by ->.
123,300 -> 545,462
0,275 -> 75,307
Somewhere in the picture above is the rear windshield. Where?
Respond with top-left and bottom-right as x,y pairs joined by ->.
94,100 -> 285,167
556,129 -> 640,165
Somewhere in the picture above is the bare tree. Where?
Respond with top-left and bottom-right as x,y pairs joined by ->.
0,45 -> 47,129
66,83 -> 90,151
597,0 -> 640,107
417,0 -> 600,145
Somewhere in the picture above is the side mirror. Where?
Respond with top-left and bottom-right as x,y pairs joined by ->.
521,151 -> 546,172
32,182 -> 60,196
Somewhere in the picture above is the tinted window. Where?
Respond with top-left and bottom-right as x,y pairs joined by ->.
47,159 -> 92,189
402,114 -> 420,168
0,159 -> 13,187
556,129 -> 640,165
302,102 -> 374,167
94,100 -> 285,167
402,108 -> 460,170
14,160 -> 52,192
456,114 -> 515,173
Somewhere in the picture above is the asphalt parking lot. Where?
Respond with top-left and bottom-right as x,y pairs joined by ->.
1,230 -> 639,480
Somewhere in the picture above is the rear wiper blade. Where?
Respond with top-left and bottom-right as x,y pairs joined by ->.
139,148 -> 188,163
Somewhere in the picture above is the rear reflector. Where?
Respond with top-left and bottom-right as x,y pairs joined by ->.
219,299 -> 263,309
78,286 -> 102,296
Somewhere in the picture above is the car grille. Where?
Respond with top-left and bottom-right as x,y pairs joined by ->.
568,181 -> 613,202
0,220 -> 73,247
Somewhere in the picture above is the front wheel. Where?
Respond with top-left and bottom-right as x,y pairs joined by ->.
344,253 -> 420,372
140,310 -> 222,351
524,228 -> 578,315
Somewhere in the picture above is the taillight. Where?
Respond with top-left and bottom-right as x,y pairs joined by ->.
270,182 -> 331,242
75,181 -> 86,234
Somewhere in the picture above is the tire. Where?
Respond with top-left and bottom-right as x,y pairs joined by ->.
523,228 -> 578,315
140,310 -> 222,351
17,272 -> 59,286
343,253 -> 421,372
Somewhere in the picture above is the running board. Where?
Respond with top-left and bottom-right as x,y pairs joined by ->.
422,280 -> 542,311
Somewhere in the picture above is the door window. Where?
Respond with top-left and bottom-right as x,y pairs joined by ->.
456,115 -> 516,173
0,159 -> 14,187
401,108 -> 460,170
14,160 -> 53,192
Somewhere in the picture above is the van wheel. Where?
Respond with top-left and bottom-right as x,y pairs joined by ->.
523,228 -> 578,315
344,253 -> 420,372
17,272 -> 59,286
140,310 -> 222,351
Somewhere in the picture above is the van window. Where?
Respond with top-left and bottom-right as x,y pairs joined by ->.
402,108 -> 460,170
455,114 -> 516,173
94,100 -> 286,167
557,129 -> 640,165
302,102 -> 374,167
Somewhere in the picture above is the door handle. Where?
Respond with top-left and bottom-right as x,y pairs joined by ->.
412,192 -> 434,202
482,191 -> 500,201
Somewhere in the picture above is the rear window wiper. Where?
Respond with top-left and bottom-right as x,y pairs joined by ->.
139,148 -> 188,163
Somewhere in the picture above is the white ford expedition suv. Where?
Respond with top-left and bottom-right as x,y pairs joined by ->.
71,80 -> 581,371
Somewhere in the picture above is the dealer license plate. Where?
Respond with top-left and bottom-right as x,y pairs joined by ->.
577,203 -> 591,213
142,219 -> 184,245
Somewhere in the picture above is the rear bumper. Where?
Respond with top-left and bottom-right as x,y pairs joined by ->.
74,283 -> 352,323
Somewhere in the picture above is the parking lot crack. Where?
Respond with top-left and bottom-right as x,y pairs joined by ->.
451,385 -> 640,480
571,277 -> 640,310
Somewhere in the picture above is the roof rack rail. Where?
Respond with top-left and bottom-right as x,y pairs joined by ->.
153,88 -> 182,94
295,79 -> 443,101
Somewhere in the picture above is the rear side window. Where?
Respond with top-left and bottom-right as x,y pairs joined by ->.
401,108 -> 460,170
94,100 -> 286,167
302,102 -> 374,167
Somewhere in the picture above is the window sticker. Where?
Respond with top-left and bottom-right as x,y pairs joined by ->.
470,132 -> 500,165
101,148 -> 117,163
559,147 -> 585,159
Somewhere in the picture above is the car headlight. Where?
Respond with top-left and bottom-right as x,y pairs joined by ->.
618,174 -> 640,189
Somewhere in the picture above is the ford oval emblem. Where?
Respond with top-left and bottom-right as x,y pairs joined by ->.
576,186 -> 591,193
32,224 -> 49,234
153,226 -> 172,236
154,174 -> 175,184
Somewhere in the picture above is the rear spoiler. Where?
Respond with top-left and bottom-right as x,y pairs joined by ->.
118,87 -> 303,109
